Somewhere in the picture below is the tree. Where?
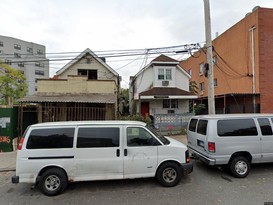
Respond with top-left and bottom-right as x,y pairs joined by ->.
189,80 -> 198,94
0,62 -> 28,106
189,81 -> 198,113
119,88 -> 129,116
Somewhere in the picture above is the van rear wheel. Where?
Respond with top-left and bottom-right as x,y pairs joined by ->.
39,168 -> 68,196
229,156 -> 250,178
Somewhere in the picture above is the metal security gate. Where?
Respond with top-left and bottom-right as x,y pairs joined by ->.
42,102 -> 106,122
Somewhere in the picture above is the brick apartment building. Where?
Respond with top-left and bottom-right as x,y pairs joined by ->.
180,7 -> 273,114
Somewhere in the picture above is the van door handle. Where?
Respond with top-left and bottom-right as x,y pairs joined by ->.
124,149 -> 128,156
116,149 -> 120,157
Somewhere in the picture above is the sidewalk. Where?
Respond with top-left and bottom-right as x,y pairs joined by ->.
0,135 -> 187,172
0,151 -> 17,172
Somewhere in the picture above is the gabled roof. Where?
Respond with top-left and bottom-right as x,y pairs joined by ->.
133,54 -> 190,80
56,48 -> 119,77
152,54 -> 179,63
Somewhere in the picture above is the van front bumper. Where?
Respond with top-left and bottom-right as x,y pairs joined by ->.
188,147 -> 216,166
180,162 -> 193,175
11,175 -> 19,184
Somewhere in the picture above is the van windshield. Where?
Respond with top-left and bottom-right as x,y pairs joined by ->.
146,125 -> 170,145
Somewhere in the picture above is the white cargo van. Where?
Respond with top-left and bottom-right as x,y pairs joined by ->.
12,121 -> 192,196
187,114 -> 273,178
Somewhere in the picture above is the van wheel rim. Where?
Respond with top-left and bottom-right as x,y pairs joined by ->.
163,168 -> 177,183
45,175 -> 61,191
235,161 -> 248,175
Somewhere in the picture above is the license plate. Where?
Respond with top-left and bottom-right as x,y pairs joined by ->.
197,139 -> 204,148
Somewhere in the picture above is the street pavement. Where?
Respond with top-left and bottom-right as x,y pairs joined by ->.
0,135 -> 187,172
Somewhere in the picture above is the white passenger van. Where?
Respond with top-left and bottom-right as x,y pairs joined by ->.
187,114 -> 273,178
12,121 -> 192,196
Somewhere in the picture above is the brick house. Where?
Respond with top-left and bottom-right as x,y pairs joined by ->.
180,7 -> 273,114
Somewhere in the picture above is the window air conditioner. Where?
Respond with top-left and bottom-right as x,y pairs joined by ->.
162,81 -> 169,86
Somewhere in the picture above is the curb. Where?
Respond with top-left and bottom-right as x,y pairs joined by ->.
0,169 -> 16,172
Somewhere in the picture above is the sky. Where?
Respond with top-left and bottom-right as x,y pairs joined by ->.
1,0 -> 273,88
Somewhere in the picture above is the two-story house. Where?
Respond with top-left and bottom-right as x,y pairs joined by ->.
129,54 -> 197,120
19,48 -> 120,128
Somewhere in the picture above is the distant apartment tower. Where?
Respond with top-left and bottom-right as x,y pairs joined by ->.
0,35 -> 49,95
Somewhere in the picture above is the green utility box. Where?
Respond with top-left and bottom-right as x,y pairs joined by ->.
0,107 -> 18,152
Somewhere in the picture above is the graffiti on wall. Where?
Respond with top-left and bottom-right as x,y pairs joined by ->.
0,136 -> 11,144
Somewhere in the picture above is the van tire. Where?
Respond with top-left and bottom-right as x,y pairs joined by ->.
39,168 -> 68,196
156,162 -> 181,187
229,156 -> 250,178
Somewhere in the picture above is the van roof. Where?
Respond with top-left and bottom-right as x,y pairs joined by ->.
191,113 -> 273,119
30,120 -> 147,127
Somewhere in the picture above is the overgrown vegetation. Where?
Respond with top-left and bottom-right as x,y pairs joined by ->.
120,114 -> 152,126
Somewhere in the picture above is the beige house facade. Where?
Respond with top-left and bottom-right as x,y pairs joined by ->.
19,48 -> 120,125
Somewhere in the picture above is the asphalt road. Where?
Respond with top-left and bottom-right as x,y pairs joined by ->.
1,159 -> 273,205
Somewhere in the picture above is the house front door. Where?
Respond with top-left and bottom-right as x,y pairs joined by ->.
141,102 -> 149,118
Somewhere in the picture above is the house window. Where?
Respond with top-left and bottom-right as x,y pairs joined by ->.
27,47 -> 33,53
158,68 -> 172,80
163,99 -> 178,109
14,53 -> 21,58
200,82 -> 205,91
78,69 -> 97,80
158,69 -> 164,80
14,44 -> 21,50
35,70 -> 44,76
5,60 -> 12,65
199,63 -> 204,75
0,41 -> 3,47
18,62 -> 24,67
166,69 -> 172,80
37,49 -> 43,55
214,78 -> 218,87
213,56 -> 217,65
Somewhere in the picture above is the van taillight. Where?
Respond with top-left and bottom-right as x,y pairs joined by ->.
18,138 -> 24,150
185,150 -> 190,163
208,142 -> 215,153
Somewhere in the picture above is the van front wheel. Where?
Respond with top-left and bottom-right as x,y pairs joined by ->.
229,156 -> 250,178
156,162 -> 182,187
39,168 -> 68,196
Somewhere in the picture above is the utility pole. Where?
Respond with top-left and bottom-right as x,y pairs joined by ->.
249,26 -> 256,113
203,0 -> 215,114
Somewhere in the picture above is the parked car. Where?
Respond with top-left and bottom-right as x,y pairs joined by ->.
12,121 -> 192,196
187,114 -> 273,178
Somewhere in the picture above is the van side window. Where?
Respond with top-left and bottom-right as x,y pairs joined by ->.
77,128 -> 119,148
127,127 -> 160,146
258,118 -> 273,135
217,119 -> 258,136
189,119 -> 198,132
197,120 -> 208,135
26,128 -> 74,149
